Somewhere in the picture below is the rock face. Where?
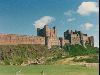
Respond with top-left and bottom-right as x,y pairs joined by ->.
0,25 -> 94,48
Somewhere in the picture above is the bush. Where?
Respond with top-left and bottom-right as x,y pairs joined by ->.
4,59 -> 10,65
63,44 -> 99,56
73,55 -> 99,63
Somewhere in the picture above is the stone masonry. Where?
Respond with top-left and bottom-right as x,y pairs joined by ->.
64,30 -> 94,47
0,25 -> 94,48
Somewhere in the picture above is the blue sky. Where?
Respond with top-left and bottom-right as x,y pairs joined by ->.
0,0 -> 99,47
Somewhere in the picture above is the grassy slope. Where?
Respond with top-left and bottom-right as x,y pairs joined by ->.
0,44 -> 99,65
0,65 -> 99,75
0,45 -> 99,75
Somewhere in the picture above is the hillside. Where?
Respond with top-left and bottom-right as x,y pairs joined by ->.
0,44 -> 99,65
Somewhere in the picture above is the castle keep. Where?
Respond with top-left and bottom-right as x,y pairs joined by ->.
0,25 -> 94,48
64,30 -> 94,47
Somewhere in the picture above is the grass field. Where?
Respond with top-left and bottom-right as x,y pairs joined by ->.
0,65 -> 99,75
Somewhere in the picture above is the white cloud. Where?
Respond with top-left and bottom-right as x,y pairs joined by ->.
81,22 -> 94,30
77,2 -> 99,15
33,16 -> 55,28
67,18 -> 76,22
64,10 -> 75,16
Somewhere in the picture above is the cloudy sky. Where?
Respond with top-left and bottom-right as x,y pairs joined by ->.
0,0 -> 99,47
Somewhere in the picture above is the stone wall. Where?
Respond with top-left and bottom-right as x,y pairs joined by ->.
37,25 -> 56,37
64,30 -> 94,46
88,36 -> 94,47
0,26 -> 94,48
59,38 -> 69,47
0,34 -> 45,45
70,34 -> 81,45
37,25 -> 60,48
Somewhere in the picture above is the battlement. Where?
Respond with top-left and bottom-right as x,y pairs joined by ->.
64,30 -> 83,35
37,25 -> 57,37
0,34 -> 45,45
0,26 -> 94,48
64,30 -> 94,46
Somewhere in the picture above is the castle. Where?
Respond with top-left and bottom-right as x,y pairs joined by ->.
0,25 -> 94,48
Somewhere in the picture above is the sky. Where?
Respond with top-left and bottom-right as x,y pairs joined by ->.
0,0 -> 99,47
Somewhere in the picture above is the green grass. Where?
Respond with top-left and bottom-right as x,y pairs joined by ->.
0,65 -> 99,75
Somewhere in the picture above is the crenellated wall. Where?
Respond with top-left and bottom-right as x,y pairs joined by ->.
37,25 -> 61,48
64,30 -> 94,47
0,25 -> 94,48
0,34 -> 45,45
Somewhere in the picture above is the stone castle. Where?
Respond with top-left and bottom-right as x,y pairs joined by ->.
0,25 -> 94,48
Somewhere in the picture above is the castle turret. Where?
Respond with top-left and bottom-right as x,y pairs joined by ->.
75,30 -> 77,33
59,37 -> 65,47
89,36 -> 94,47
44,25 -> 50,37
71,30 -> 73,34
37,28 -> 40,36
